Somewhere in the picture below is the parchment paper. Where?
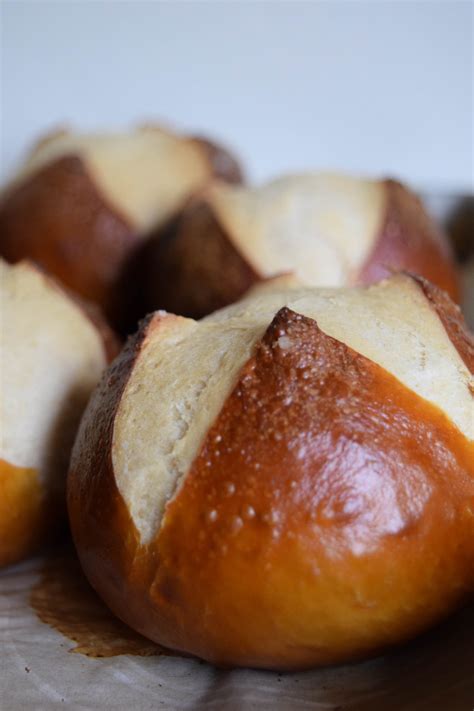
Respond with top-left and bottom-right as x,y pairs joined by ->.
1,547 -> 473,711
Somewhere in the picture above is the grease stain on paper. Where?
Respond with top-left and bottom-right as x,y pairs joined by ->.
30,547 -> 167,658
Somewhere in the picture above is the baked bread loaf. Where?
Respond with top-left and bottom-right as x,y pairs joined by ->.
0,260 -> 116,568
147,174 -> 460,318
0,125 -> 242,331
68,273 -> 474,670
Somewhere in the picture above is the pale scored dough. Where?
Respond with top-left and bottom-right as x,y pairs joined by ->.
205,174 -> 386,286
0,260 -> 107,487
113,274 -> 474,544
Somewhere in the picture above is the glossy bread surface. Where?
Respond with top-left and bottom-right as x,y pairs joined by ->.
68,275 -> 474,669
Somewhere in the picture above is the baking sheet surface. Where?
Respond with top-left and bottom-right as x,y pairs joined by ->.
1,548 -> 473,710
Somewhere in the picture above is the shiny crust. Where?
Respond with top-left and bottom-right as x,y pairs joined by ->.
152,308 -> 474,668
68,320 -> 154,626
0,156 -> 134,329
358,180 -> 460,301
147,202 -> 259,318
68,293 -> 474,670
0,460 -> 59,568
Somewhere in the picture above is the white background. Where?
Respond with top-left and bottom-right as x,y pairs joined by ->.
1,0 -> 473,191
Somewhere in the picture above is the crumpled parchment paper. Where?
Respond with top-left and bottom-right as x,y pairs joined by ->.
0,547 -> 473,711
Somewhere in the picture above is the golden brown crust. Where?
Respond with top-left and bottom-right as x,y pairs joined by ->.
67,318 -> 156,622
146,202 -> 260,318
358,180 -> 461,301
0,156 -> 136,329
0,460 -> 63,568
68,308 -> 474,670
149,308 -> 474,668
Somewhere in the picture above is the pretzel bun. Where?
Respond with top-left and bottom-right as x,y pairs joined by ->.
68,273 -> 473,670
0,126 -> 242,331
147,174 -> 460,318
0,260 -> 116,568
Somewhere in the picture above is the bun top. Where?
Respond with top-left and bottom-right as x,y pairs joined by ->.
111,274 -> 473,544
8,126 -> 217,233
174,173 -> 459,305
0,259 -> 108,480
204,174 -> 386,286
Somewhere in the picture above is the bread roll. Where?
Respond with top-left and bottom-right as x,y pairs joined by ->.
68,273 -> 473,670
147,174 -> 460,318
0,260 -> 116,567
0,126 -> 242,331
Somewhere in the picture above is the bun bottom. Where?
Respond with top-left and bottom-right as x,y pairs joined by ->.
0,459 -> 64,568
